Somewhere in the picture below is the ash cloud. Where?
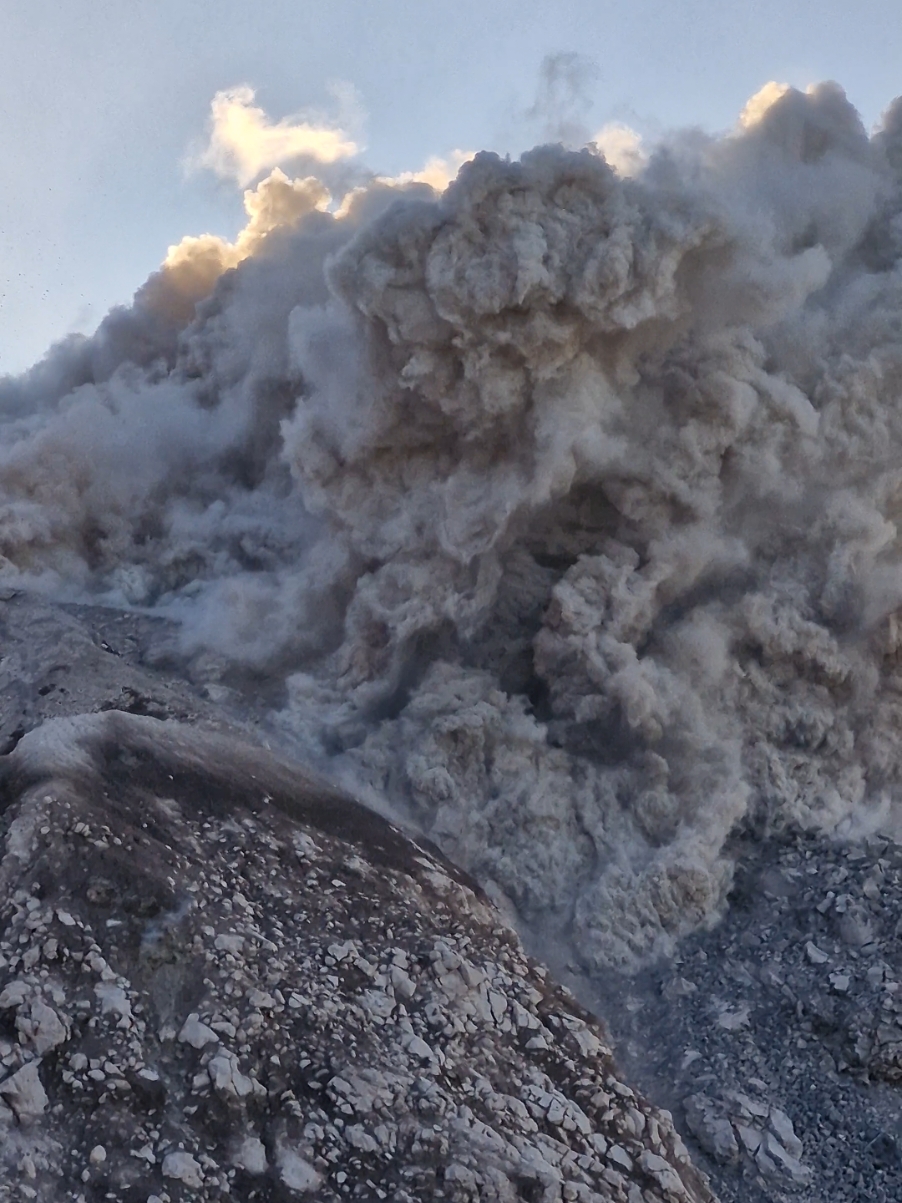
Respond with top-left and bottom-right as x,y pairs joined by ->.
525,52 -> 601,147
4,80 -> 902,969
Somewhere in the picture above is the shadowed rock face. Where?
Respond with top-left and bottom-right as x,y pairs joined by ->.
0,711 -> 715,1203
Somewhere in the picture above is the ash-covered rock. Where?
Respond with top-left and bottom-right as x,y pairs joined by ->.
577,830 -> 902,1203
0,710 -> 713,1202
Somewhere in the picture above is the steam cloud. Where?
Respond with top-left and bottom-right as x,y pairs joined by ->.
4,80 -> 902,968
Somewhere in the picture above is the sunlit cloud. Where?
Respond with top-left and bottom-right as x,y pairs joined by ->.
590,122 -> 646,176
161,169 -> 331,297
739,81 -> 792,129
171,129 -> 475,306
384,150 -> 475,192
198,85 -> 360,186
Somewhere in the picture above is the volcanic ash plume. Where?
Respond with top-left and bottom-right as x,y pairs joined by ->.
4,81 -> 902,968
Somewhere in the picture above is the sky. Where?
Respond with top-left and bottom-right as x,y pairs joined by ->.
2,0 -> 902,376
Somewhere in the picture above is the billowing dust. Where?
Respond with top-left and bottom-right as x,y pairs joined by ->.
5,82 -> 902,967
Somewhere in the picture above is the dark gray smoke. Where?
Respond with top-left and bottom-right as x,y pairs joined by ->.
4,81 -> 902,968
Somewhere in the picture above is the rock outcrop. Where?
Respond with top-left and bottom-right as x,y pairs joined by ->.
0,709 -> 714,1202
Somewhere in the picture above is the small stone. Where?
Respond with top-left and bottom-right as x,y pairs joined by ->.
0,1061 -> 48,1123
89,1146 -> 107,1165
716,1004 -> 750,1031
867,1132 -> 900,1168
0,981 -> 29,1010
736,1124 -> 762,1154
662,976 -> 697,1000
769,1108 -> 803,1159
276,1146 -> 322,1193
684,1095 -> 739,1164
162,1150 -> 204,1188
20,999 -> 68,1055
762,1132 -> 811,1183
94,983 -> 133,1027
232,1137 -> 267,1175
405,1035 -> 433,1062
607,1145 -> 633,1172
805,942 -> 829,965
208,1050 -> 262,1100
178,1014 -> 219,1049
638,1150 -> 688,1197
214,933 -> 244,954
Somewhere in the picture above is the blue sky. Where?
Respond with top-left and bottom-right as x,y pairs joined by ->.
2,0 -> 902,375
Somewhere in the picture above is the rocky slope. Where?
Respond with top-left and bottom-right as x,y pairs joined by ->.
0,698 -> 712,1202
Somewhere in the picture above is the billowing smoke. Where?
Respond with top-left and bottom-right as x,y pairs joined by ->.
4,80 -> 902,969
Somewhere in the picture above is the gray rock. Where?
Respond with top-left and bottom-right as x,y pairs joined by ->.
231,1136 -> 267,1175
768,1107 -> 803,1159
684,1096 -> 739,1165
161,1150 -> 204,1188
178,1013 -> 219,1049
0,1062 -> 48,1125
